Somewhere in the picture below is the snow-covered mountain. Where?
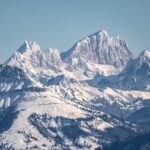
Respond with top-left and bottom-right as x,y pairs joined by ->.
117,50 -> 150,90
0,30 -> 150,149
5,41 -> 63,86
61,30 -> 133,68
6,41 -> 63,70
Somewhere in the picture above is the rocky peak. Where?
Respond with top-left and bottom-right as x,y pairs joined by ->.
17,41 -> 40,54
6,41 -> 63,69
61,29 -> 133,68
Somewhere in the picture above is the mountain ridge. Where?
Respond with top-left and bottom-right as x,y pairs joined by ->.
61,30 -> 133,68
0,29 -> 150,150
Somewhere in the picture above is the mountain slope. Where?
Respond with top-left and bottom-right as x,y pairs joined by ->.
0,65 -> 39,92
61,30 -> 133,68
117,50 -> 150,90
0,92 -> 143,150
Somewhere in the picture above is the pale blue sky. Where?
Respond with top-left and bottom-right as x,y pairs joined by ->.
0,0 -> 150,63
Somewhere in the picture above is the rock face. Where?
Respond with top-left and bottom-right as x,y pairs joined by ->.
6,41 -> 63,69
0,65 -> 34,92
117,50 -> 150,90
61,30 -> 133,67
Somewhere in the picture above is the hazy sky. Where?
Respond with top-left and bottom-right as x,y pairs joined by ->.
0,0 -> 150,63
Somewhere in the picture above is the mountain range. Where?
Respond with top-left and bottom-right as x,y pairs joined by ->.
0,30 -> 150,150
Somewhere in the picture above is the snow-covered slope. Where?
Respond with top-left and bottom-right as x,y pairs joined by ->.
61,30 -> 133,68
0,91 -> 142,150
0,65 -> 40,92
0,30 -> 150,149
6,41 -> 63,69
5,41 -> 63,86
117,50 -> 150,90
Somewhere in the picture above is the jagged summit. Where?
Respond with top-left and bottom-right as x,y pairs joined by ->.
89,29 -> 109,38
61,29 -> 133,67
6,42 -> 62,69
17,41 -> 40,53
